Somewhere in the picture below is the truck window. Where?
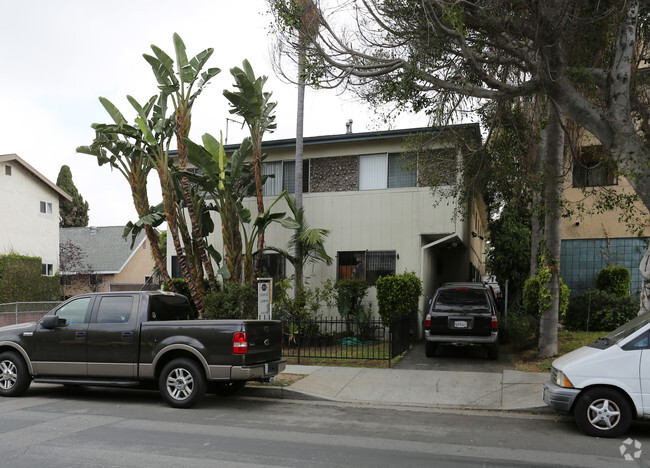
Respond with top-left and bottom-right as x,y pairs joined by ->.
96,296 -> 133,324
148,295 -> 195,321
55,297 -> 91,325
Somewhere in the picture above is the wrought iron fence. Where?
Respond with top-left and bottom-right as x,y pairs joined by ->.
281,316 -> 411,367
0,302 -> 61,326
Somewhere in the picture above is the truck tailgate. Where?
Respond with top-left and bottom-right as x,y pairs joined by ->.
244,320 -> 283,364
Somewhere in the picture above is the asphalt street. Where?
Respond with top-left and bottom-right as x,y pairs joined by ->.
1,383 -> 649,467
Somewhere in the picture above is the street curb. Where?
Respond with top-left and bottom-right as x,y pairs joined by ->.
242,385 -> 558,414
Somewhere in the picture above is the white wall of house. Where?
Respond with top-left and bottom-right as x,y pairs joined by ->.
0,159 -> 62,273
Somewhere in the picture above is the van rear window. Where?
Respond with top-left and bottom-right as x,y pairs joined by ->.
434,289 -> 490,312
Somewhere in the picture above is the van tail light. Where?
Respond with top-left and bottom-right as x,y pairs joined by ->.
491,315 -> 498,329
232,332 -> 248,354
425,313 -> 431,328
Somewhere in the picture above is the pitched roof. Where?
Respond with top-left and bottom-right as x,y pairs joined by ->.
60,226 -> 146,274
0,153 -> 72,202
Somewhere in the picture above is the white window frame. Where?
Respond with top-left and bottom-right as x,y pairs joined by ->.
40,201 -> 53,215
41,263 -> 54,276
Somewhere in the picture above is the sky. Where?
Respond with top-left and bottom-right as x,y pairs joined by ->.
0,0 -> 427,227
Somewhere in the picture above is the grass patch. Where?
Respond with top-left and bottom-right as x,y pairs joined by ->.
510,330 -> 603,372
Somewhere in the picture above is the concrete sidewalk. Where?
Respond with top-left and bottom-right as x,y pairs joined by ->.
245,365 -> 552,412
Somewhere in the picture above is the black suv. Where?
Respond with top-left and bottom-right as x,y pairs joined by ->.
424,282 -> 499,360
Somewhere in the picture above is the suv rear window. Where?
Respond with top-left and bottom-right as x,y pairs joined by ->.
433,289 -> 490,313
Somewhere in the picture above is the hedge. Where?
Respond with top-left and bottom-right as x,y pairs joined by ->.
596,266 -> 631,297
375,272 -> 422,326
0,254 -> 60,303
564,289 -> 638,331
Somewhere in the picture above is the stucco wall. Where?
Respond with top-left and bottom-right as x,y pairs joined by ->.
0,161 -> 61,271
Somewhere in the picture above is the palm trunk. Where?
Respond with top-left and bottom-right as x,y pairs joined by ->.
294,40 -> 306,296
221,195 -> 243,283
253,125 -> 265,281
538,106 -> 564,358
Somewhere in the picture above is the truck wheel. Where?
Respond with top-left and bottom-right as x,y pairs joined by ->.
212,381 -> 246,397
425,342 -> 437,358
0,351 -> 31,397
574,388 -> 632,438
159,358 -> 206,408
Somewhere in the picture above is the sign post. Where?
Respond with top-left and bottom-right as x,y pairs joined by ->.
257,278 -> 273,320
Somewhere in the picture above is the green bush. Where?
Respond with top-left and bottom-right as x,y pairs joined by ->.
596,266 -> 631,297
375,272 -> 423,325
334,279 -> 369,321
522,267 -> 569,318
162,278 -> 212,312
0,254 -> 60,302
564,289 -> 638,331
203,283 -> 256,320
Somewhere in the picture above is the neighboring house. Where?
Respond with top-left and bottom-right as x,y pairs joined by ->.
60,226 -> 155,297
169,124 -> 489,326
561,144 -> 650,297
0,154 -> 72,275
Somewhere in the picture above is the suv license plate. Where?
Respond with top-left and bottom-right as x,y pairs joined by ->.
454,321 -> 468,328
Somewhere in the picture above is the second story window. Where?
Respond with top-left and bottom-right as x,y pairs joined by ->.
5,165 -> 11,176
359,153 -> 416,190
39,201 -> 53,215
572,146 -> 617,188
262,160 -> 310,196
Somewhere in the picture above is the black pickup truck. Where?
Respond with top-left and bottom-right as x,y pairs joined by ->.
0,291 -> 285,408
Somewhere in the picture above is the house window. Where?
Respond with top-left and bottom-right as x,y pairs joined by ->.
40,201 -> 53,215
359,153 -> 416,190
41,263 -> 54,276
258,253 -> 286,281
572,146 -> 617,187
262,160 -> 310,196
61,275 -> 72,286
337,250 -> 397,285
171,255 -> 183,279
89,274 -> 104,286
5,165 -> 11,176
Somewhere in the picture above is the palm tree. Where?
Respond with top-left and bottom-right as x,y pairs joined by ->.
265,193 -> 332,289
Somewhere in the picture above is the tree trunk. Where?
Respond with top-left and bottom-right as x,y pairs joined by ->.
222,195 -> 243,283
529,133 -> 545,277
538,106 -> 564,359
294,41 -> 306,296
253,124 -> 265,282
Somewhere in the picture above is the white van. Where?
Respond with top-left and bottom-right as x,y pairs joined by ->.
543,312 -> 650,437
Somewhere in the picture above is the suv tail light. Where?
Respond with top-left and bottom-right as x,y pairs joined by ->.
425,313 -> 431,328
491,315 -> 498,329
232,332 -> 248,354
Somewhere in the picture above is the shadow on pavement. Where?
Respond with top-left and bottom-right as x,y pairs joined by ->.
394,340 -> 514,373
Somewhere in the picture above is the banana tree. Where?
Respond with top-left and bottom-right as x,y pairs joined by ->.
223,60 -> 278,279
143,33 -> 221,294
184,134 -> 256,283
77,95 -> 176,292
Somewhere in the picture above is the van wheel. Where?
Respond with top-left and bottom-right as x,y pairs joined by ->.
574,388 -> 632,438
212,381 -> 246,397
159,358 -> 206,408
425,342 -> 437,358
0,351 -> 31,397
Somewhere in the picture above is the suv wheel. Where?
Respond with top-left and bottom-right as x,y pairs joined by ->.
425,342 -> 437,358
574,388 -> 632,437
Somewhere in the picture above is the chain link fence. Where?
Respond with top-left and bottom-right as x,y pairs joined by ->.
0,302 -> 61,326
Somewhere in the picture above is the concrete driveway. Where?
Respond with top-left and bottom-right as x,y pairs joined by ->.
394,340 -> 515,373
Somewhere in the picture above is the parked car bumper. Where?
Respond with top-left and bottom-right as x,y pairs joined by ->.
424,331 -> 498,344
542,379 -> 580,412
230,359 -> 287,380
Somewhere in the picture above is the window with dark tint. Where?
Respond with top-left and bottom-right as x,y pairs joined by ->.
433,289 -> 490,312
337,250 -> 396,285
572,146 -> 617,187
96,296 -> 133,323
148,295 -> 196,321
56,297 -> 91,325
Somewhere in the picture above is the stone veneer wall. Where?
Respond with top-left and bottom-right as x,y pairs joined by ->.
310,155 -> 358,192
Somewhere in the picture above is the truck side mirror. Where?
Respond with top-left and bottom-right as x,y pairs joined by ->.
41,315 -> 62,329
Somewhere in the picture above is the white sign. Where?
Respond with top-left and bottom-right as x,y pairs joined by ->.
257,278 -> 273,320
